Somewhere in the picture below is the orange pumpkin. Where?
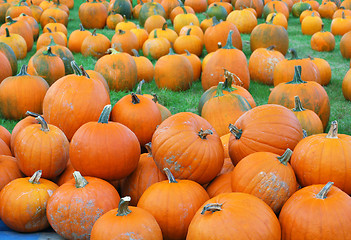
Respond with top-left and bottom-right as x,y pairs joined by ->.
111,29 -> 138,55
0,155 -> 23,191
343,67 -> 351,100
206,172 -> 233,198
227,8 -> 258,34
79,0 -> 107,29
81,29 -> 111,59
311,24 -> 335,52
131,49 -> 154,83
0,27 -> 27,59
67,24 -> 91,53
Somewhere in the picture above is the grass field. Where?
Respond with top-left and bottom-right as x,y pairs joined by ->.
1,0 -> 351,135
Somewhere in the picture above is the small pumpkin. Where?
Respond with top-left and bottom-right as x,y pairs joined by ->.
0,155 -> 23,191
311,24 -> 335,52
79,0 -> 107,29
81,29 -> 111,59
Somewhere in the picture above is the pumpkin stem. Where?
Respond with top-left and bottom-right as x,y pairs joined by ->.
229,123 -> 242,139
43,46 -> 56,57
17,65 -> 29,76
218,42 -> 222,48
145,142 -> 152,157
36,115 -> 49,132
288,48 -> 299,60
287,66 -> 307,84
46,27 -> 53,33
70,61 -> 83,76
6,16 -> 15,24
79,65 -> 90,78
152,93 -> 158,103
5,28 -> 10,37
132,49 -> 139,57
107,48 -> 120,55
223,30 -> 234,49
131,93 -> 140,104
28,170 -> 42,184
116,196 -> 132,216
198,129 -> 213,139
118,29 -> 125,35
212,16 -> 219,26
163,168 -> 177,183
92,29 -> 97,36
26,111 -> 40,118
316,182 -> 334,199
49,16 -> 57,23
267,45 -> 275,51
293,96 -> 305,112
184,49 -> 191,56
186,28 -> 191,35
98,105 -> 112,124
136,80 -> 145,95
73,171 -> 89,188
181,5 -> 187,14
215,82 -> 225,97
303,129 -> 308,138
201,203 -> 223,215
48,36 -> 57,47
79,23 -> 85,31
168,48 -> 175,55
162,22 -> 167,30
326,121 -> 338,139
223,69 -> 241,89
277,148 -> 293,165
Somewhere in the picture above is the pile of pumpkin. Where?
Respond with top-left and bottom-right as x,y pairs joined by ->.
0,0 -> 351,239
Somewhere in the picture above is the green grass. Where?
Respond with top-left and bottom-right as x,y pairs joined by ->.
2,0 -> 351,135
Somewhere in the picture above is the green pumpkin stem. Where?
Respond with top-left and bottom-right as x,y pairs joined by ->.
28,170 -> 42,184
79,23 -> 85,31
152,93 -> 158,103
6,16 -> 16,24
17,65 -> 29,76
168,48 -> 175,55
198,129 -> 213,139
223,30 -> 235,49
293,96 -> 305,112
73,171 -> 89,188
163,168 -> 178,183
107,48 -> 120,55
229,123 -> 242,139
201,203 -> 223,215
181,5 -> 187,14
215,82 -> 225,97
154,29 -> 158,38
5,28 -> 10,37
92,29 -> 97,36
43,46 -> 56,57
48,36 -> 56,47
316,182 -> 334,199
36,115 -> 49,132
267,45 -> 276,51
131,93 -> 140,104
116,196 -> 132,216
184,49 -> 191,56
49,16 -> 57,23
118,29 -> 125,35
145,142 -> 152,157
98,105 -> 112,124
162,22 -> 167,30
287,66 -> 307,84
303,129 -> 308,138
277,148 -> 293,165
186,28 -> 191,35
223,69 -> 240,90
288,48 -> 299,60
132,49 -> 139,57
26,111 -> 40,118
70,61 -> 83,76
79,65 -> 90,78
326,121 -> 338,139
136,80 -> 145,94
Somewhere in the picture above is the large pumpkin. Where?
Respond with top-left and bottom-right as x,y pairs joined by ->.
70,105 -> 141,181
187,192 -> 281,239
228,104 -> 304,165
137,168 -> 210,240
291,121 -> 351,195
279,182 -> 351,239
46,171 -> 120,240
43,62 -> 110,141
152,112 -> 224,185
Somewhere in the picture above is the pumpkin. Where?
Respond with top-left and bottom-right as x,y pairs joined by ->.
273,48 -> 321,86
343,68 -> 351,100
27,46 -> 65,86
301,12 -> 323,35
0,65 -> 49,120
308,55 -> 331,86
0,125 -> 10,147
130,26 -> 149,50
0,42 -> 17,75
148,22 -> 177,44
184,0 -> 207,13
36,27 -> 66,51
151,112 -> 224,185
0,0 -> 11,24
291,121 -> 351,194
56,161 -> 75,186
235,0 -> 264,17
0,155 -> 23,191
91,196 -> 163,240
81,29 -> 111,59
161,0 -> 180,18
179,23 -> 204,44
292,0 -> 311,17
249,45 -> 285,85
173,28 -> 203,56
269,65 -> 330,129
187,192 -> 281,239
131,49 -> 154,83
43,62 -> 110,141
181,50 -> 201,81
300,9 -> 320,23
204,19 -> 242,53
202,31 -> 249,91
0,170 -> 58,232
263,1 -> 289,20
108,0 -> 132,19
279,182 -> 351,239
79,0 -> 107,29
311,24 -> 335,52
202,82 -> 252,137
111,29 -> 138,55
29,3 -> 43,23
340,31 -> 351,59
15,13 -> 39,40
68,24 -> 91,53
173,6 -> 199,34
120,143 -> 167,206
95,48 -> 137,91
84,69 -> 109,92
333,8 -> 351,18
13,114 -> 69,179
206,172 -> 233,198
291,95 -> 324,136
70,105 -> 141,181
42,16 -> 67,36
266,12 -> 288,30
137,168 -> 210,240
227,8 -> 257,34
318,1 -> 337,19
207,3 -> 228,21
46,171 -> 120,240
144,14 -> 166,33
231,149 -> 298,214
40,6 -> 68,28
0,27 -> 27,59
250,17 -> 289,55
115,15 -> 137,31
228,104 -> 303,165
5,0 -> 32,19
154,48 -> 193,91
138,0 -> 166,27
111,93 -> 162,146
106,10 -> 123,29
199,68 -> 256,114
169,4 -> 195,23
331,11 -> 351,36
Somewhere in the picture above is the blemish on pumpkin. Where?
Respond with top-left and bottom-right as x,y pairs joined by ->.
174,161 -> 181,172
165,155 -> 175,164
